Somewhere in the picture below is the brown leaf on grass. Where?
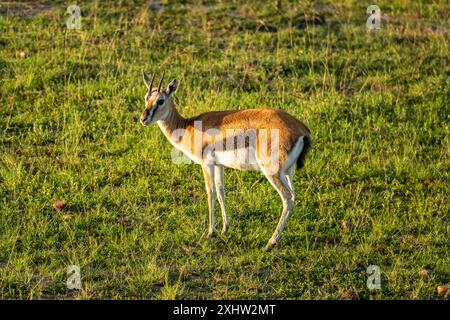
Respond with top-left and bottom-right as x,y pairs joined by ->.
15,51 -> 31,58
341,220 -> 353,230
339,290 -> 359,300
53,200 -> 67,212
419,269 -> 429,277
437,285 -> 449,296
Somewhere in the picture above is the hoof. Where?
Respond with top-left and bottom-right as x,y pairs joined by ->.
206,230 -> 215,241
220,225 -> 228,235
264,241 -> 277,252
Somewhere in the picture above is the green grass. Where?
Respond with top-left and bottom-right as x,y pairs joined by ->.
0,0 -> 448,299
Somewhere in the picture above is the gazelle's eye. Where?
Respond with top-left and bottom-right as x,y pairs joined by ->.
157,99 -> 164,106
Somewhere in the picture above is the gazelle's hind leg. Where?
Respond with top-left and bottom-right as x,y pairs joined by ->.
285,164 -> 296,202
263,169 -> 295,252
214,165 -> 229,235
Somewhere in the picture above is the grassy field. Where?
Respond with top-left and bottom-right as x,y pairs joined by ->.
0,0 -> 448,299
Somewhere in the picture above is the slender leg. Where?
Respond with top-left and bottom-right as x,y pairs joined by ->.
284,164 -> 297,202
263,171 -> 295,252
214,165 -> 228,235
202,164 -> 216,240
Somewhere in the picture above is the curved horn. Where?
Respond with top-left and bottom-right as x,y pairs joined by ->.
157,71 -> 165,93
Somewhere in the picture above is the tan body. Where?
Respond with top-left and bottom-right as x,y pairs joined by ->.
140,73 -> 311,251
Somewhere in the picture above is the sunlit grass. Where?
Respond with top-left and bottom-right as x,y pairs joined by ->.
0,0 -> 448,299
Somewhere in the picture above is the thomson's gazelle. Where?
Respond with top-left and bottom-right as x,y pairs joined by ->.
140,72 -> 311,251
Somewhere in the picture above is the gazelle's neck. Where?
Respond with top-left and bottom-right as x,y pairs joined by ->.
157,104 -> 188,139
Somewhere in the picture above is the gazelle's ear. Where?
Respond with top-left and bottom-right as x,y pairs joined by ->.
142,70 -> 151,90
166,79 -> 178,95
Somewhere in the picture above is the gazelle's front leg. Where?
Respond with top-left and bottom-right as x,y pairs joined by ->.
201,164 -> 216,239
214,165 -> 228,235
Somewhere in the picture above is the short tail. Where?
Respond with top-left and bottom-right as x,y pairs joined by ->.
296,135 -> 311,170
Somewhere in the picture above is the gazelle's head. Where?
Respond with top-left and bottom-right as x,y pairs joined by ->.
140,71 -> 178,126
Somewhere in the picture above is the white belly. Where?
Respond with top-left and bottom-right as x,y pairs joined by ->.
214,148 -> 260,170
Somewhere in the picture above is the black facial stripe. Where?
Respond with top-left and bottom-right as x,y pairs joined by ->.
147,105 -> 158,121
